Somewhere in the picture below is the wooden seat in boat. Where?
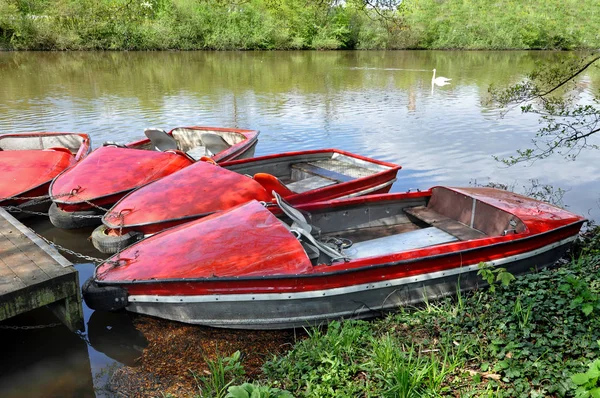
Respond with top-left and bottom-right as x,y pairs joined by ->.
291,162 -> 355,183
344,227 -> 458,260
404,206 -> 486,241
287,175 -> 336,193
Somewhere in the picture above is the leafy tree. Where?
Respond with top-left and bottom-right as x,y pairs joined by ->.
490,51 -> 600,164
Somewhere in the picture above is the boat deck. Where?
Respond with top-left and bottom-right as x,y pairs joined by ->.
0,208 -> 83,332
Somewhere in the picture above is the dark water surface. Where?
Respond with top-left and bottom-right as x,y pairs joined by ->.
0,51 -> 599,396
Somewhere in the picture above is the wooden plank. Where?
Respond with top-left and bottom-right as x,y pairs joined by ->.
0,257 -> 26,296
0,209 -> 83,331
0,228 -> 52,287
0,215 -> 71,280
292,162 -> 355,183
404,206 -> 487,241
0,273 -> 77,321
287,175 -> 336,193
0,208 -> 71,268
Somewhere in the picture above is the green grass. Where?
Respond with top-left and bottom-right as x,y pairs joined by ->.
203,227 -> 600,397
1,0 -> 599,50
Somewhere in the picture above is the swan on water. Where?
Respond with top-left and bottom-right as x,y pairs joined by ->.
432,69 -> 451,86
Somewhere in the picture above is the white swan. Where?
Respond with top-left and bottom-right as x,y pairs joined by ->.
432,68 -> 451,86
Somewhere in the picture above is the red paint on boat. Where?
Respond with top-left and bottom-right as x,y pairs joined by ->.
103,161 -> 272,233
50,126 -> 259,212
51,147 -> 193,210
100,148 -> 401,235
0,132 -> 91,204
95,187 -> 586,297
96,201 -> 312,281
1,150 -> 75,201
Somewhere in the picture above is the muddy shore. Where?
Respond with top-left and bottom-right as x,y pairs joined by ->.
106,315 -> 303,397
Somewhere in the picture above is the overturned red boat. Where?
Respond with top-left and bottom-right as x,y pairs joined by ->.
83,187 -> 586,329
49,126 -> 258,229
91,149 -> 401,253
0,132 -> 91,210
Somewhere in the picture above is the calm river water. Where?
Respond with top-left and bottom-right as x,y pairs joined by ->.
0,50 -> 599,396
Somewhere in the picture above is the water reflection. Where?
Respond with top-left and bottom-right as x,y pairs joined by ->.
0,309 -> 94,398
87,311 -> 148,367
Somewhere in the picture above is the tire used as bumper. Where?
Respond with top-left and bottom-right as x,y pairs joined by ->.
82,277 -> 128,312
49,202 -> 103,229
91,224 -> 143,254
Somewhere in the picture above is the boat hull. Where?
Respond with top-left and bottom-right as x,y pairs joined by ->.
0,132 -> 91,207
122,234 -> 575,329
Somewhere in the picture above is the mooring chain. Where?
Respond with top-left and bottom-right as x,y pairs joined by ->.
36,234 -> 107,264
0,192 -> 100,218
0,193 -> 55,216
65,192 -> 128,252
0,192 -> 127,264
0,322 -> 63,330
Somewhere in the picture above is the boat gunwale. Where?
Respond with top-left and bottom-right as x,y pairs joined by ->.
95,219 -> 585,286
220,147 -> 401,170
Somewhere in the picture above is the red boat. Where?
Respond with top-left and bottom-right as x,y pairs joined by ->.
49,126 -> 258,229
0,132 -> 91,209
83,187 -> 586,329
91,149 -> 401,253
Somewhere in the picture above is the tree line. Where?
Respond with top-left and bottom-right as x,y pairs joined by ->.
1,0 -> 598,51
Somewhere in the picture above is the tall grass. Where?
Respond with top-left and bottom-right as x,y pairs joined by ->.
1,0 -> 598,50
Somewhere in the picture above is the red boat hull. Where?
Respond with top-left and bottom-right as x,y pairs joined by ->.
86,188 -> 586,328
0,132 -> 90,205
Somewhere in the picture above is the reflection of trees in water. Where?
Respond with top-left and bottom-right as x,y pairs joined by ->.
1,51 -> 591,107
0,308 -> 95,397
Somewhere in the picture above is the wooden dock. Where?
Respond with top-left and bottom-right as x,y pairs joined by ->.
0,208 -> 83,332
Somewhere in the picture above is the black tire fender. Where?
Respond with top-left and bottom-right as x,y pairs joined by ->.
82,277 -> 128,312
91,224 -> 143,254
48,202 -> 102,229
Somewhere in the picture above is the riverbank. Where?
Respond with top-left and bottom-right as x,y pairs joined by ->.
105,227 -> 600,397
1,0 -> 599,51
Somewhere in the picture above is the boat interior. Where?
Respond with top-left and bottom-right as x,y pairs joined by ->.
139,127 -> 247,160
0,133 -> 86,154
275,187 -> 527,264
225,151 -> 395,196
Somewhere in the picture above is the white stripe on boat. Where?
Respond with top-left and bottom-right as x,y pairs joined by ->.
128,235 -> 577,304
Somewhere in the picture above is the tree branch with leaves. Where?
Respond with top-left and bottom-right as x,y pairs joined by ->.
489,52 -> 600,165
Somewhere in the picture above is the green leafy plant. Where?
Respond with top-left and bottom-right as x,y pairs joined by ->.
477,262 -> 516,292
572,343 -> 600,398
192,350 -> 246,398
226,383 -> 293,398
